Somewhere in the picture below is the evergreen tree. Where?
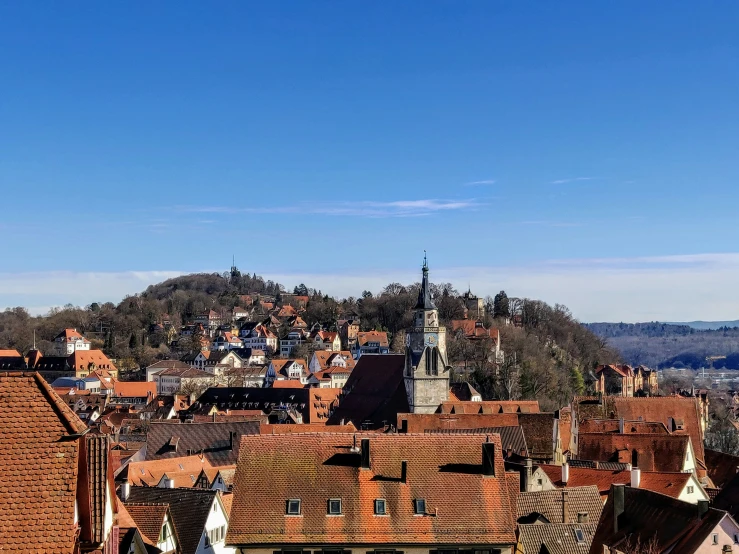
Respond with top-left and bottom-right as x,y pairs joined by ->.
129,333 -> 138,349
570,366 -> 585,396
493,291 -> 510,319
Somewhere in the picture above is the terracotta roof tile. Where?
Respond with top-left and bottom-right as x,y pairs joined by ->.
228,433 -> 517,546
578,433 -> 691,472
706,448 -> 739,489
438,400 -> 540,414
127,454 -> 212,487
124,503 -> 170,545
519,523 -> 597,554
0,372 -> 87,552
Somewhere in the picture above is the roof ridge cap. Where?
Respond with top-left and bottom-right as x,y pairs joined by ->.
32,372 -> 87,434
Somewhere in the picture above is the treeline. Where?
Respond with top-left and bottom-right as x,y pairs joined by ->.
587,322 -> 739,368
0,267 -> 619,407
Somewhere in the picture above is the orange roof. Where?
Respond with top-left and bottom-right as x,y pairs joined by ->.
308,388 -> 342,423
0,349 -> 21,357
55,328 -> 90,342
113,380 -> 157,398
608,396 -> 705,466
438,400 -> 540,414
451,320 -> 500,341
578,433 -> 690,472
540,464 -> 694,499
398,412 -> 521,432
127,454 -> 212,487
579,418 -> 670,434
220,493 -> 234,518
311,350 -> 356,371
272,380 -> 306,389
0,372 -> 87,551
68,349 -> 117,372
357,330 -> 389,347
315,331 -> 339,342
228,433 -> 517,546
124,503 -> 171,545
596,364 -> 634,377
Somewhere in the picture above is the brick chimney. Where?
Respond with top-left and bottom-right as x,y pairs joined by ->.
562,489 -> 569,523
360,438 -> 370,470
482,442 -> 496,477
613,484 -> 625,533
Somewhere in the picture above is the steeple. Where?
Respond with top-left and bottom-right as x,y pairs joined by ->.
414,252 -> 436,310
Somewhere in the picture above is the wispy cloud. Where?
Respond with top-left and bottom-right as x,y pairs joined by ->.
550,177 -> 593,184
464,179 -> 496,186
172,199 -> 483,218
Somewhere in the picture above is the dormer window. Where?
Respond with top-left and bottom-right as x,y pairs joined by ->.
286,499 -> 301,515
328,499 -> 342,515
414,499 -> 426,515
374,499 -> 387,515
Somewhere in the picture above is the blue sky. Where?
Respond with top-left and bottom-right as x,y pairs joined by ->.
2,1 -> 739,321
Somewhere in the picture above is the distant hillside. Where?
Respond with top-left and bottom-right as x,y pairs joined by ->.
0,266 -> 618,408
667,320 -> 739,330
586,321 -> 739,369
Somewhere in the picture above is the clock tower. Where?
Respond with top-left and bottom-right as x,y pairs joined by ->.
404,255 -> 450,414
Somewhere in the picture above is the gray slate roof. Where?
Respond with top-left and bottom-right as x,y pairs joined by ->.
145,420 -> 260,465
126,487 -> 219,554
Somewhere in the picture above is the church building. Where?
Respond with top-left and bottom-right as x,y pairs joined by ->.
404,256 -> 451,413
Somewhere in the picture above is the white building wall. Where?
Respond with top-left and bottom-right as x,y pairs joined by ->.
196,495 -> 234,554
694,514 -> 739,554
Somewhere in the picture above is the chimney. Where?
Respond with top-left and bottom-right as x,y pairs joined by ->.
723,546 -> 733,554
698,499 -> 709,518
618,418 -> 624,434
229,431 -> 236,450
562,462 -> 570,485
401,460 -> 407,483
482,443 -> 496,477
524,458 -> 533,491
613,484 -> 625,533
631,467 -> 641,488
562,489 -> 569,523
577,512 -> 589,524
360,438 -> 370,470
165,478 -> 175,489
120,481 -> 130,501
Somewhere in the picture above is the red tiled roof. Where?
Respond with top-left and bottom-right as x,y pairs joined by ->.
0,372 -> 87,552
113,381 -> 157,398
124,503 -> 170,545
356,330 -> 389,347
0,349 -> 22,357
127,454 -> 212,487
55,328 -> 90,343
579,418 -> 670,434
68,350 -> 117,373
272,380 -> 306,389
438,400 -> 540,414
398,412 -> 521,432
578,433 -> 690,472
540,464 -> 694,499
450,320 -> 500,341
260,422 -> 358,434
705,448 -> 739,489
608,396 -> 705,467
228,433 -> 517,546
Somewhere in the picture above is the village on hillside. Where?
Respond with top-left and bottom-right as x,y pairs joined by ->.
2,260 -> 739,554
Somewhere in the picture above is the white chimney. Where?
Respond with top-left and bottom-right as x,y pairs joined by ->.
562,462 -> 570,485
165,478 -> 175,489
120,481 -> 130,501
618,418 -> 625,434
631,467 -> 641,488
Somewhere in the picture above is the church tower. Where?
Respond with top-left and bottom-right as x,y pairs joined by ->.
404,255 -> 450,414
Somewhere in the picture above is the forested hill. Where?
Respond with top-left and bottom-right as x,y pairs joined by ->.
586,322 -> 739,369
0,268 -> 618,410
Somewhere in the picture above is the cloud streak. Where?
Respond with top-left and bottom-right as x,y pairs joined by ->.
173,199 -> 483,218
464,179 -> 496,186
550,177 -> 593,184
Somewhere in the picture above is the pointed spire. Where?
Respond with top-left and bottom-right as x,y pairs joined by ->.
414,252 -> 436,310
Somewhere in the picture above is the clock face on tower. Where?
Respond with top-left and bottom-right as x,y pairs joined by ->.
425,333 -> 438,347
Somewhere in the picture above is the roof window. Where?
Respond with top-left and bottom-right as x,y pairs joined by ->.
328,499 -> 342,515
414,499 -> 426,515
574,529 -> 585,544
374,499 -> 387,515
286,499 -> 301,515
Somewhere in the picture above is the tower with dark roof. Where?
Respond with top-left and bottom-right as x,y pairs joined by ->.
404,255 -> 450,413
